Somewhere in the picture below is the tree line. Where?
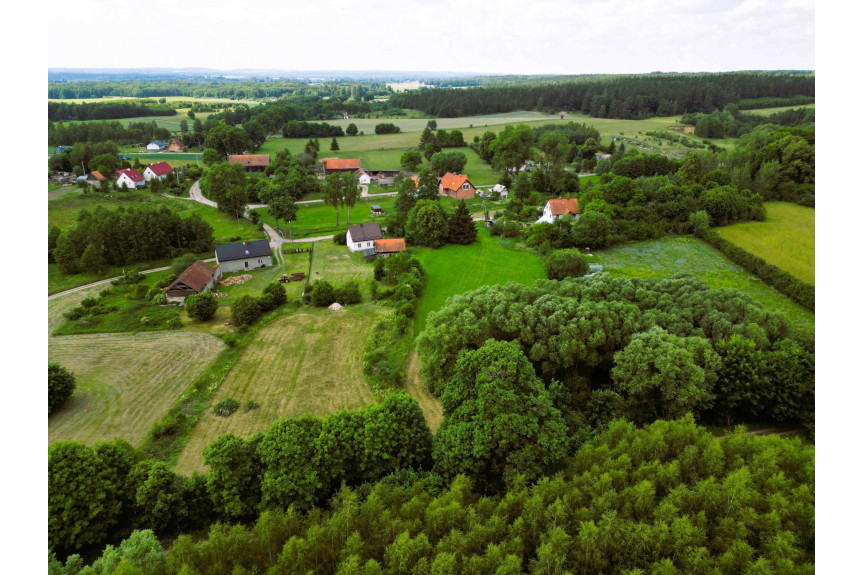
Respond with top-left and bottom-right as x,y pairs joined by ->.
679,105 -> 814,139
49,121 -> 172,146
48,100 -> 177,122
50,416 -> 814,574
390,72 -> 815,119
52,206 -> 214,274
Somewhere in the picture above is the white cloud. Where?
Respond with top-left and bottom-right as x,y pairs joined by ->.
46,0 -> 814,73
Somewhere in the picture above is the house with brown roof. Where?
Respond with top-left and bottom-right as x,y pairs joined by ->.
438,172 -> 476,200
228,154 -> 271,172
373,238 -> 406,259
86,171 -> 106,187
537,198 -> 580,224
166,261 -> 222,303
168,139 -> 185,152
144,161 -> 174,182
321,158 -> 361,175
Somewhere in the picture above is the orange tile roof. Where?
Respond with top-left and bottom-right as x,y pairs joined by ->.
228,154 -> 271,167
90,171 -> 105,181
548,198 -> 580,216
322,158 -> 361,170
374,238 -> 406,253
439,172 -> 470,191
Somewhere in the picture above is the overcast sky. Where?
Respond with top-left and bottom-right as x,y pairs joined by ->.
47,0 -> 813,74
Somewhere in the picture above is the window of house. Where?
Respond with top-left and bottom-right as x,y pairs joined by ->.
462,183 -> 470,189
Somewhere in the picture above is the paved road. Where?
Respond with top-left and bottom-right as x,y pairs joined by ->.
189,180 -> 217,208
48,259 -> 217,301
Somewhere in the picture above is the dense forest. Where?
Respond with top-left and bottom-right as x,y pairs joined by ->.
390,72 -> 814,119
48,100 -> 177,122
48,121 -> 172,146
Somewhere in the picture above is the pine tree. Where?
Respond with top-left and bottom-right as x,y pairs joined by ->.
447,201 -> 477,245
330,137 -> 339,151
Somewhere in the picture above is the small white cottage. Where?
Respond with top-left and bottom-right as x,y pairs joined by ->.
214,239 -> 273,273
346,223 -> 383,253
537,198 -> 580,224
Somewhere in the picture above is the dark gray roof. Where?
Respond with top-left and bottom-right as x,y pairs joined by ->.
347,223 -> 382,242
215,239 -> 272,262
363,247 -> 377,257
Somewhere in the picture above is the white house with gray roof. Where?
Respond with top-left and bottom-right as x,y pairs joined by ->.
346,223 -> 382,253
215,239 -> 273,273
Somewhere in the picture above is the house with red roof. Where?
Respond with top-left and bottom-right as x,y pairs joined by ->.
229,154 -> 271,172
537,198 -> 580,224
114,168 -> 146,189
321,158 -> 361,175
144,161 -> 175,182
168,139 -> 185,152
438,172 -> 476,200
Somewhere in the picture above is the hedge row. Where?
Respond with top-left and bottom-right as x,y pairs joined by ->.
702,230 -> 814,310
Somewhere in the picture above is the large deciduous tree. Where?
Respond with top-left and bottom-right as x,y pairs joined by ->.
201,162 -> 248,218
405,200 -> 447,248
49,363 -> 77,414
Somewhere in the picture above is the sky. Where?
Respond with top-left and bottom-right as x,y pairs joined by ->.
46,0 -> 814,75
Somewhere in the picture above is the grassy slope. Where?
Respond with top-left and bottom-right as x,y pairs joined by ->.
715,203 -> 814,285
175,304 -> 385,474
48,285 -> 225,448
595,236 -> 815,337
412,226 -> 546,335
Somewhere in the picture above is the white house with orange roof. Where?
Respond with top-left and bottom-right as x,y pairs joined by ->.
537,198 -> 580,224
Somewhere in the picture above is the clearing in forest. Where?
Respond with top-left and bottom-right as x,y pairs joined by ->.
715,202 -> 814,285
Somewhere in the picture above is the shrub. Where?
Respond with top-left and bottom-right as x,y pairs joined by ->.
145,287 -> 160,300
165,316 -> 182,329
262,282 -> 287,307
231,296 -> 262,327
545,250 -> 589,280
375,122 -> 401,134
257,292 -> 278,312
333,232 -> 347,245
334,281 -> 362,305
223,334 -> 238,347
49,364 -> 76,414
151,293 -> 167,305
186,291 -> 217,320
213,397 -> 240,417
309,280 -> 336,307
244,401 -> 261,412
152,412 -> 186,439
133,284 -> 150,300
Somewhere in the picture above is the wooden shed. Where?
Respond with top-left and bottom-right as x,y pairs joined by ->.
165,261 -> 222,303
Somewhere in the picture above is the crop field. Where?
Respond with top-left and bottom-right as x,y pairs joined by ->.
715,202 -> 814,284
48,96 -> 261,105
48,283 -> 225,448
175,304 -> 386,474
595,236 -> 815,337
53,113 -> 218,131
413,226 -> 546,335
745,104 -> 815,116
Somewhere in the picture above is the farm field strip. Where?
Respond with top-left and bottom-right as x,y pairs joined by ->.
175,305 -> 385,474
596,236 -> 815,336
715,202 -> 814,285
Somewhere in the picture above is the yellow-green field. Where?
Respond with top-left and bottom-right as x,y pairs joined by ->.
745,104 -> 815,116
175,304 -> 386,474
48,96 -> 261,105
716,203 -> 814,285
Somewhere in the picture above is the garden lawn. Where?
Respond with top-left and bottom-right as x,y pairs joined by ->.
174,303 -> 386,474
715,202 -> 814,285
253,196 -> 397,239
412,225 -> 546,335
595,236 -> 815,337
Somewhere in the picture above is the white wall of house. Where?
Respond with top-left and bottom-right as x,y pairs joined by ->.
117,173 -> 145,189
217,255 -> 273,273
346,230 -> 377,253
147,143 -> 163,151
358,173 -> 371,184
144,167 -> 169,181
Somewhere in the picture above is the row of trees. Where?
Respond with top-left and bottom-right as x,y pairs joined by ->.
48,100 -> 176,122
390,72 -> 815,119
52,206 -> 214,274
49,120 -> 172,146
50,416 -> 814,574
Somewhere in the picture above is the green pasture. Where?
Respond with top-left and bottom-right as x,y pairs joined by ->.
48,96 -> 261,105
595,236 -> 815,337
413,225 -> 546,335
253,196 -> 397,239
745,104 -> 815,116
715,203 -> 814,285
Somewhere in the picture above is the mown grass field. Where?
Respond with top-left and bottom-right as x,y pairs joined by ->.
253,196 -> 398,239
412,226 -> 546,335
745,104 -> 815,116
175,304 -> 386,474
48,283 -> 225,448
595,236 -> 815,337
715,203 -> 814,284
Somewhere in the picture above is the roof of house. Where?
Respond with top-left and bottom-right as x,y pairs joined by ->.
371,205 -> 383,211
150,140 -> 167,147
147,161 -> 174,176
374,238 -> 406,253
410,176 -> 419,187
166,261 -> 219,293
228,154 -> 271,167
548,198 -> 580,216
322,158 -> 361,171
356,168 -> 368,176
492,184 -> 508,192
169,139 -> 184,147
439,172 -> 471,191
215,239 -> 272,262
347,223 -> 383,242
115,168 -> 144,182
88,171 -> 106,181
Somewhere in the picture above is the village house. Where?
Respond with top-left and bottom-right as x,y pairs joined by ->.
356,168 -> 371,185
86,171 -> 106,187
167,139 -> 185,152
438,172 -> 476,200
147,140 -> 168,151
491,183 -> 509,199
228,154 -> 271,173
165,261 -> 222,303
115,168 -> 146,189
346,223 -> 383,253
215,239 -> 273,272
537,198 -> 580,224
144,161 -> 174,182
373,238 -> 406,258
321,158 -> 362,176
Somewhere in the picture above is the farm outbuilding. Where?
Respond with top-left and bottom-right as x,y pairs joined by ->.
166,261 -> 222,303
321,158 -> 361,175
215,239 -> 273,272
147,140 -> 168,151
168,139 -> 185,152
228,154 -> 271,172
374,238 -> 406,258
